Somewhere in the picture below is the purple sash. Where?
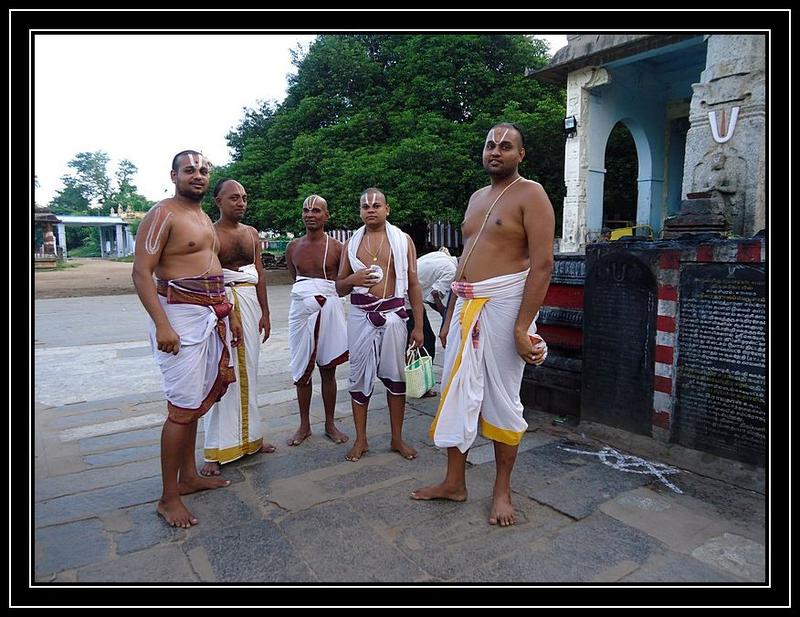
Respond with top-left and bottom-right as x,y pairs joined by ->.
351,293 -> 408,327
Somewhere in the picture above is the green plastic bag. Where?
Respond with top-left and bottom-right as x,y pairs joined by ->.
405,346 -> 435,398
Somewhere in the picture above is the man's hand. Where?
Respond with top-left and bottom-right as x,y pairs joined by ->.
351,268 -> 381,288
515,328 -> 548,365
409,326 -> 424,350
438,321 -> 450,349
155,324 -> 181,355
230,314 -> 243,348
259,314 -> 271,342
529,333 -> 548,366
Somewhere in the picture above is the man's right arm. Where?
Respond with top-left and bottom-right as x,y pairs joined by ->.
132,206 -> 181,355
285,240 -> 297,281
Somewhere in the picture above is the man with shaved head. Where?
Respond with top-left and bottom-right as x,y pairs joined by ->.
336,188 -> 425,463
199,177 -> 277,478
412,123 -> 554,527
285,194 -> 350,447
133,151 -> 241,528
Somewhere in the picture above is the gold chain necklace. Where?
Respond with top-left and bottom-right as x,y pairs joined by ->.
364,231 -> 386,262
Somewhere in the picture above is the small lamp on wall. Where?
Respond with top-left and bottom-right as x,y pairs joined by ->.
563,115 -> 578,138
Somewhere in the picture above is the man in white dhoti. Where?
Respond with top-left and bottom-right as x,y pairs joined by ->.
411,124 -> 555,527
200,178 -> 277,477
133,151 -> 240,528
336,188 -> 425,462
285,194 -> 350,447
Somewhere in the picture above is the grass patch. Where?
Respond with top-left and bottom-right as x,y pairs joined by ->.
55,260 -> 81,270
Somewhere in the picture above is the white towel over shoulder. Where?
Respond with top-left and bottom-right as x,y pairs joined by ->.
347,221 -> 409,298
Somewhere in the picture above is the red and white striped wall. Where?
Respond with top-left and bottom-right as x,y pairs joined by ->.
649,238 -> 765,437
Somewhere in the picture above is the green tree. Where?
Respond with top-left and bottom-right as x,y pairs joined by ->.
67,151 -> 114,210
47,152 -> 154,252
217,35 -> 566,238
49,177 -> 92,215
53,151 -> 153,215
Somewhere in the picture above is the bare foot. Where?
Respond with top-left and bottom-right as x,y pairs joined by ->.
260,442 -> 277,453
324,426 -> 349,444
199,461 -> 220,477
178,475 -> 230,495
345,441 -> 369,462
410,482 -> 467,501
488,493 -> 516,527
421,389 -> 439,398
156,497 -> 198,528
287,427 -> 312,446
390,439 -> 417,460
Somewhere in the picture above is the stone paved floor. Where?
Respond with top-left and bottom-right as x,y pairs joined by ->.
30,288 -> 768,594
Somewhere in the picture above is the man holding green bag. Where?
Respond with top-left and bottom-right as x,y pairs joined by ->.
405,247 -> 458,397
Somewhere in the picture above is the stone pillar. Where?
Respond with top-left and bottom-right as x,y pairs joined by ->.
681,34 -> 765,236
126,227 -> 135,255
561,66 -> 610,252
115,224 -> 124,257
57,224 -> 67,259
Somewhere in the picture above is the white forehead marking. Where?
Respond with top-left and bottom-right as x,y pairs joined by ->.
486,128 -> 510,145
185,153 -> 209,169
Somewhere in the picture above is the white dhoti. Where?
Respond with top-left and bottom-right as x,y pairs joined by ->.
149,276 -> 235,425
288,277 -> 349,385
346,222 -> 411,405
429,270 -> 539,452
203,265 -> 266,464
347,294 -> 409,405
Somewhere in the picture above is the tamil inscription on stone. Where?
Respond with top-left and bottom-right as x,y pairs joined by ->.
581,250 -> 657,435
673,263 -> 765,466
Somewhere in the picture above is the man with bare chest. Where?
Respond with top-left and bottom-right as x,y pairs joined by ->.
285,194 -> 350,447
412,124 -> 554,527
200,178 -> 276,477
336,188 -> 425,462
133,151 -> 241,528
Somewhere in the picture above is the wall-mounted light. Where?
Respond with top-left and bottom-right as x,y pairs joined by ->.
563,115 -> 578,138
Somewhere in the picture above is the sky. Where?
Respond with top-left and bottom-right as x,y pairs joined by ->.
34,34 -> 568,207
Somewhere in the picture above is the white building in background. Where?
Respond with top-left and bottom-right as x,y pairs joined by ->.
54,215 -> 134,259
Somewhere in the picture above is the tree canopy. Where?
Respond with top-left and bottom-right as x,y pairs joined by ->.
206,34 -> 566,236
48,151 -> 153,216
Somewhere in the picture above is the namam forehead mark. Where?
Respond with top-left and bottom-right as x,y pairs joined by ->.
183,153 -> 212,172
485,127 -> 514,147
144,204 -> 173,255
360,192 -> 385,207
302,195 -> 329,214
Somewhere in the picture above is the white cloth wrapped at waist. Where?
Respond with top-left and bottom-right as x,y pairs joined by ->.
430,269 -> 542,453
223,263 -> 258,285
288,277 -> 348,385
204,262 -> 266,463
